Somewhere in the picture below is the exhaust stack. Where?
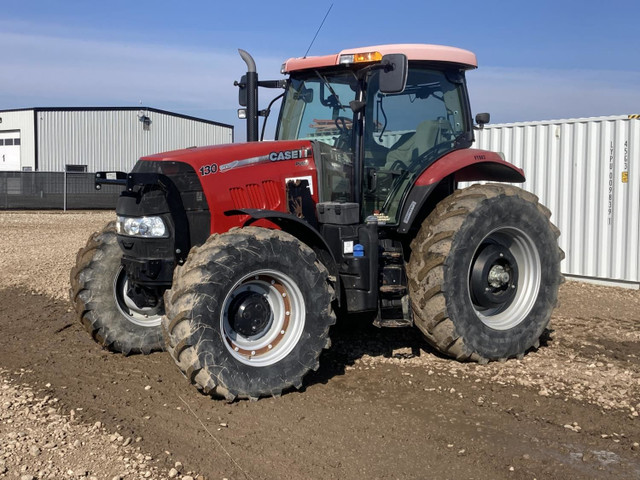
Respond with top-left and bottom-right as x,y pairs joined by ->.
238,49 -> 259,142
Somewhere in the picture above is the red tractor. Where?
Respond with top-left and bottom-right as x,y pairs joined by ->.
71,44 -> 562,400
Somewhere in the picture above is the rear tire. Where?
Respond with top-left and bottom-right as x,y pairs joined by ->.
69,222 -> 165,355
162,227 -> 335,400
407,184 -> 563,362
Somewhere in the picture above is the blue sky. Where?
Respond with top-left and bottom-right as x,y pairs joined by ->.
2,0 -> 639,140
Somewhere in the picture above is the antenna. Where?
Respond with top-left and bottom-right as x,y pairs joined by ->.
304,4 -> 333,58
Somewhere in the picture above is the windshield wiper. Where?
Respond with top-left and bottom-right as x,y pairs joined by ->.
314,70 -> 347,110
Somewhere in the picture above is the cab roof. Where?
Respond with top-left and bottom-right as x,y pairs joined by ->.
283,44 -> 478,73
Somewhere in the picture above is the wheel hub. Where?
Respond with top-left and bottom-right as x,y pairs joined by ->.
488,264 -> 511,288
228,290 -> 272,338
221,271 -> 305,367
113,267 -> 163,327
470,243 -> 518,310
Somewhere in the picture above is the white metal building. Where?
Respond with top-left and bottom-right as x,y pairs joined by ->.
0,107 -> 233,173
472,114 -> 639,288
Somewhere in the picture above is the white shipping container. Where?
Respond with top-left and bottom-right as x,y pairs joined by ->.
471,115 -> 640,287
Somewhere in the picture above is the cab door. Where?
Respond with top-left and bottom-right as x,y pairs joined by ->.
362,67 -> 469,224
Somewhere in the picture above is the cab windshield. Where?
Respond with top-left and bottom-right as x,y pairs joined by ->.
277,70 -> 358,203
277,70 -> 358,146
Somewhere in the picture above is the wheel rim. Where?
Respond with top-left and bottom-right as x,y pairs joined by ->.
113,266 -> 163,327
468,227 -> 541,330
221,269 -> 305,367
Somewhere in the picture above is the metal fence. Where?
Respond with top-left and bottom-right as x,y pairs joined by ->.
0,172 -> 122,210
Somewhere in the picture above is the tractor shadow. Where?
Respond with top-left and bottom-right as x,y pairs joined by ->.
303,314 -> 555,391
303,313 -> 446,389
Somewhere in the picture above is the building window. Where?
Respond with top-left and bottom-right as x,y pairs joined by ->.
4,139 -> 13,146
65,164 -> 87,173
14,138 -> 20,145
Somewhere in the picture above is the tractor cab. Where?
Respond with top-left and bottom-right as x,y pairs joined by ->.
274,45 -> 477,225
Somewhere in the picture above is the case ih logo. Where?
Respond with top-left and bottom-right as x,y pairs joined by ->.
269,148 -> 311,162
216,148 -> 312,174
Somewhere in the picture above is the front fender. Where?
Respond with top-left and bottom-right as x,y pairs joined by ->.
224,208 -> 338,281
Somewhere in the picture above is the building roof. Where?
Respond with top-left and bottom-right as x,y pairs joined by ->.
0,106 -> 233,129
283,44 -> 477,73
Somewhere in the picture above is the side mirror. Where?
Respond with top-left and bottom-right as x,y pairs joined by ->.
475,112 -> 490,128
379,54 -> 408,94
237,74 -> 248,107
294,87 -> 314,103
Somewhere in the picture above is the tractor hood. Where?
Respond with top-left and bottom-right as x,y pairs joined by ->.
141,140 -> 313,168
136,140 -> 318,234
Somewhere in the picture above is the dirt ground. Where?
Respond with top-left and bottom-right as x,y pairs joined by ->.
1,211 -> 639,480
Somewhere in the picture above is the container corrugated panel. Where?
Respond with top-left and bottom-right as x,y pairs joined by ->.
35,109 -> 233,172
469,115 -> 640,285
0,109 -> 37,170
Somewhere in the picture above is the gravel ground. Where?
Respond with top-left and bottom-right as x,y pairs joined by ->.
0,368 -> 202,480
1,212 -> 205,480
1,210 -> 639,479
0,211 -> 114,300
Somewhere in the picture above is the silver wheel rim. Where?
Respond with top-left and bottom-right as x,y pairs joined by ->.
113,266 -> 163,327
468,227 -> 541,330
221,269 -> 306,367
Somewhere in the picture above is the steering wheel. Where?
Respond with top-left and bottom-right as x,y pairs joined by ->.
334,116 -> 351,134
388,159 -> 407,172
333,117 -> 352,151
380,141 -> 452,214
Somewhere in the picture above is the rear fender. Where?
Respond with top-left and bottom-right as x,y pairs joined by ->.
397,149 -> 525,233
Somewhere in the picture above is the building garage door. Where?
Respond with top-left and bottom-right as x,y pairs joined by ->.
0,130 -> 21,171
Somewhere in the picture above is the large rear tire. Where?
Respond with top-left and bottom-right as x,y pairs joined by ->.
162,227 -> 335,401
407,184 -> 563,362
69,222 -> 165,355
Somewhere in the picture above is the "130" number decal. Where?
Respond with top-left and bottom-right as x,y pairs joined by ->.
199,164 -> 218,176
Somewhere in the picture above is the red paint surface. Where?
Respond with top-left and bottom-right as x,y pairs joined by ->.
140,140 -> 317,234
415,149 -> 525,186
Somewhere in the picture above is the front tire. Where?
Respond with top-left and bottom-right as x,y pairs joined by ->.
407,184 -> 563,362
69,222 -> 165,355
163,227 -> 335,400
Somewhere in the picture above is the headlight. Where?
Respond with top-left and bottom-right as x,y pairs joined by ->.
116,215 -> 168,238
